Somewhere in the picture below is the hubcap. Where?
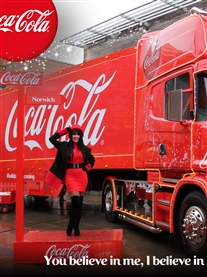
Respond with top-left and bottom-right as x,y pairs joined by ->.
182,206 -> 207,249
105,189 -> 112,212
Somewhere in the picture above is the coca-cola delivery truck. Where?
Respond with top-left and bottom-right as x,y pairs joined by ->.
1,7 -> 207,257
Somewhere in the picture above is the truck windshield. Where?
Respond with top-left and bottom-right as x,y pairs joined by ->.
197,74 -> 207,121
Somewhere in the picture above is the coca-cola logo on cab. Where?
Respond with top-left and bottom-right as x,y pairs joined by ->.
0,0 -> 58,61
143,36 -> 161,80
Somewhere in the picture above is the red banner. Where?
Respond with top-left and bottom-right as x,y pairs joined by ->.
26,93 -> 66,105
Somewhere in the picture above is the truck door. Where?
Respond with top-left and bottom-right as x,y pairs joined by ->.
158,71 -> 193,170
135,70 -> 193,171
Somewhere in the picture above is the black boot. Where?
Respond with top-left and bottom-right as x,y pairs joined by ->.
66,196 -> 80,236
74,196 -> 83,236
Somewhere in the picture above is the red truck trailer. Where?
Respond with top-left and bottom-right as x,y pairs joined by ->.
0,7 -> 207,257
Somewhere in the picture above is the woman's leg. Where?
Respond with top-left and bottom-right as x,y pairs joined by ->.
66,191 -> 80,236
74,194 -> 84,236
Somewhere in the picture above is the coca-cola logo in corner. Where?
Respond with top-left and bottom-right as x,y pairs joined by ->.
0,0 -> 58,61
0,71 -> 43,85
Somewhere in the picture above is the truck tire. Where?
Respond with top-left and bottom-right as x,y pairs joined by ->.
1,205 -> 10,213
179,191 -> 207,258
104,181 -> 118,223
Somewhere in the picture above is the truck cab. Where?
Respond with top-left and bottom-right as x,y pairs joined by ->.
102,8 -> 207,258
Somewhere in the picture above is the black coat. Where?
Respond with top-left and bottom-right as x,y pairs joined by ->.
48,131 -> 95,182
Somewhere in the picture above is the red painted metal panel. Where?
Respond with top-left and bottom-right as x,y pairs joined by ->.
0,47 -> 136,170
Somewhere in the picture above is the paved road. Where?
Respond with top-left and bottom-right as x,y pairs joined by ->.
0,191 -> 206,276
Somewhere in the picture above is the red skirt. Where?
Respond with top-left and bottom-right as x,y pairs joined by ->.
65,168 -> 88,193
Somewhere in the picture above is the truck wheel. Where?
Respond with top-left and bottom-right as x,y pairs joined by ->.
179,191 -> 207,258
1,205 -> 10,213
104,181 -> 118,223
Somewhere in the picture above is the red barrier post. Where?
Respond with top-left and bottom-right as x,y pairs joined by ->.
15,85 -> 25,242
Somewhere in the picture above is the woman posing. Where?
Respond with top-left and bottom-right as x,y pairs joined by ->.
46,124 -> 95,236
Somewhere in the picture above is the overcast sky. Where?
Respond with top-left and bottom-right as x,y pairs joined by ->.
46,0 -> 151,64
53,0 -> 151,40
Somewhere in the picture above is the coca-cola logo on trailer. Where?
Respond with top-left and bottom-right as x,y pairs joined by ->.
0,0 -> 58,61
5,72 -> 116,152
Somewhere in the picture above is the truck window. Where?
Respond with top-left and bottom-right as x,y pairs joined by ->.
166,73 -> 189,91
196,73 -> 207,121
165,73 -> 190,120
